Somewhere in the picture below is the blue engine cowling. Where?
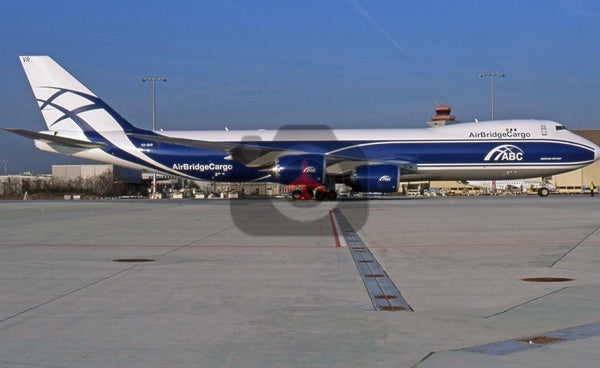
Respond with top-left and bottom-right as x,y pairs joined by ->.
276,154 -> 325,186
347,164 -> 400,193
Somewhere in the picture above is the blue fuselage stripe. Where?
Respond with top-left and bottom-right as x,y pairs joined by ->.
115,138 -> 594,181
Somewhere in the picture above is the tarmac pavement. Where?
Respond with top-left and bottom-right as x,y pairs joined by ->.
1,196 -> 599,367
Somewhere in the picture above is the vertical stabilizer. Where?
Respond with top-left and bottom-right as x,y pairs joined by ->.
19,56 -> 136,133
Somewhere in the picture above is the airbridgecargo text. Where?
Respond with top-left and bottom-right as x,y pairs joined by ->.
469,131 -> 531,139
172,163 -> 234,172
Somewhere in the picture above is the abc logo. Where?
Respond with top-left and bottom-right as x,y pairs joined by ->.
484,145 -> 524,162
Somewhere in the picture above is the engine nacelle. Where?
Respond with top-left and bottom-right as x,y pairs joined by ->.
347,164 -> 400,193
274,154 -> 325,186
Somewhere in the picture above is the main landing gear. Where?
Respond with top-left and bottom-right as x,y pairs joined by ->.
291,186 -> 337,200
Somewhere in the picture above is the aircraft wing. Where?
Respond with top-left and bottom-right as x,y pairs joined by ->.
127,132 -> 306,167
127,132 -> 416,174
4,128 -> 106,149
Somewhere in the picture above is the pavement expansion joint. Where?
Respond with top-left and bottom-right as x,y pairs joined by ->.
550,223 -> 600,267
331,208 -> 412,312
486,286 -> 570,318
0,266 -> 135,325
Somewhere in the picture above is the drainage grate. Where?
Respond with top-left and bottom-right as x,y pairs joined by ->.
331,208 -> 412,312
375,295 -> 398,299
380,306 -> 406,311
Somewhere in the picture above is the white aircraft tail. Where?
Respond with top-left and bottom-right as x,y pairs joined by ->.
19,56 -> 137,133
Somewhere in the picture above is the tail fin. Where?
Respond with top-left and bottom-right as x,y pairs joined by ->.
19,56 -> 138,133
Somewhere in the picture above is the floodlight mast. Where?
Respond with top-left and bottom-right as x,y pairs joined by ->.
141,77 -> 167,130
141,77 -> 166,198
479,72 -> 505,120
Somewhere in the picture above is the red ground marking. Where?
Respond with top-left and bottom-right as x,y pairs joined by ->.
0,244 -> 334,248
368,241 -> 579,248
329,210 -> 342,248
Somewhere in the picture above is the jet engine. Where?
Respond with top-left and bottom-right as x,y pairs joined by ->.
273,154 -> 325,186
346,164 -> 400,193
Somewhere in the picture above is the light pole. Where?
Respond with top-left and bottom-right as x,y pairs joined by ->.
142,77 -> 166,197
479,72 -> 505,120
1,159 -> 7,175
141,77 -> 167,130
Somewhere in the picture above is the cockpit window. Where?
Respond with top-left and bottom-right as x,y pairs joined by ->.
556,125 -> 567,131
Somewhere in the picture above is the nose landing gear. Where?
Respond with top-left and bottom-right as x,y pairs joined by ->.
537,187 -> 550,197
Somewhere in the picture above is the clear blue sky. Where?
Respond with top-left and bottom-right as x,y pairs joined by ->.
1,0 -> 599,174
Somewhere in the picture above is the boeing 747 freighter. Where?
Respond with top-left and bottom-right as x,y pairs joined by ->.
6,56 -> 600,199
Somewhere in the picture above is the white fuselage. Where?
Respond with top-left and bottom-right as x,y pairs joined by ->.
56,119 -> 599,182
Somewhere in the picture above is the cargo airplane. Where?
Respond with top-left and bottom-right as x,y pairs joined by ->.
5,56 -> 600,199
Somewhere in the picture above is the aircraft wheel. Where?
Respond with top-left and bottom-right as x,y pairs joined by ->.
538,187 -> 549,197
314,190 -> 326,201
326,190 -> 337,200
291,189 -> 302,200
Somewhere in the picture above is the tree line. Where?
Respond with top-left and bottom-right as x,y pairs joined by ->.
0,172 -> 122,199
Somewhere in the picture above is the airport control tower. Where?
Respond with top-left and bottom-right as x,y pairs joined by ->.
427,103 -> 460,127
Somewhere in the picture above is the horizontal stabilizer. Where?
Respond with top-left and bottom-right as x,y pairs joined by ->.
4,128 -> 106,149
